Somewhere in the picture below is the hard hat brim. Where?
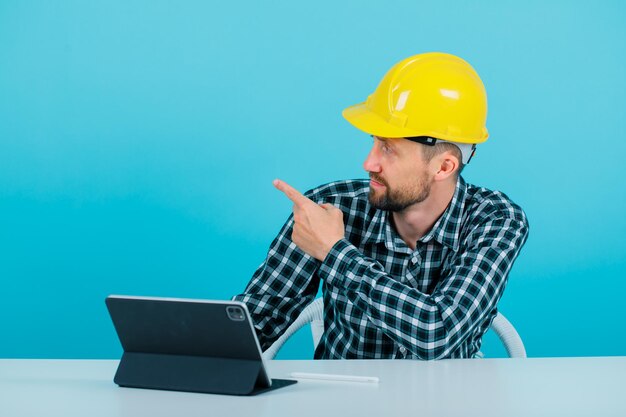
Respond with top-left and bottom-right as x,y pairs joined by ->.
342,102 -> 489,144
342,103 -> 420,138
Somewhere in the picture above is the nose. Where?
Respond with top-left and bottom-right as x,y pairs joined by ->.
363,145 -> 382,173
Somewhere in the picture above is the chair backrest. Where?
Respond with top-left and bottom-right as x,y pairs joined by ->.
485,312 -> 527,358
262,298 -> 324,360
262,298 -> 526,360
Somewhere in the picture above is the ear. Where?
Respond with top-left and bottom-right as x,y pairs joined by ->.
433,151 -> 459,181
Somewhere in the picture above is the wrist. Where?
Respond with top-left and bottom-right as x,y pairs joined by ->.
319,237 -> 342,262
318,239 -> 360,288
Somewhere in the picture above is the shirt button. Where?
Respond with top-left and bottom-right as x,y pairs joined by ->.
399,346 -> 407,354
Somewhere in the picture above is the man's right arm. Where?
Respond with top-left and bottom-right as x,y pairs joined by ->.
232,215 -> 322,351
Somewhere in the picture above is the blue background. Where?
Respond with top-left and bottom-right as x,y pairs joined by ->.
1,1 -> 625,359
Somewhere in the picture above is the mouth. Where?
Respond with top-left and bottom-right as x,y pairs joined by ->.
370,179 -> 385,188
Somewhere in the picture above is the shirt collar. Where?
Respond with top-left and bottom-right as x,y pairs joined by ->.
363,176 -> 467,253
419,176 -> 467,252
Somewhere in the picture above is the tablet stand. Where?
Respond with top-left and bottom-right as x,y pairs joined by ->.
114,352 -> 297,396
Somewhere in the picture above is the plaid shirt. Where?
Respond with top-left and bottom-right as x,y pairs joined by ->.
234,176 -> 529,359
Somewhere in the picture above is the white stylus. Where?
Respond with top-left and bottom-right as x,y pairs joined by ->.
290,372 -> 379,383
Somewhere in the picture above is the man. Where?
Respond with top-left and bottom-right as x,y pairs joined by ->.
234,52 -> 529,359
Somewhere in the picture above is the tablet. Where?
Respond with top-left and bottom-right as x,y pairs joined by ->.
105,295 -> 297,395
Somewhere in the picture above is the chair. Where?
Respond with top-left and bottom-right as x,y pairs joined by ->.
262,298 -> 527,360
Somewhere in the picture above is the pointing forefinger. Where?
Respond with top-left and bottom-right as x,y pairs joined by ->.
273,179 -> 314,207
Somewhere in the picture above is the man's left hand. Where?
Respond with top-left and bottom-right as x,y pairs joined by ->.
273,179 -> 345,262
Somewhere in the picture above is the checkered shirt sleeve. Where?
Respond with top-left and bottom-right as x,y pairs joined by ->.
233,212 -> 321,351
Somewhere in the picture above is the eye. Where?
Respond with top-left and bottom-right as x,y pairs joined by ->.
381,142 -> 393,154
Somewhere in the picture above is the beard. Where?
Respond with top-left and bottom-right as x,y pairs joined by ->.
368,172 -> 432,212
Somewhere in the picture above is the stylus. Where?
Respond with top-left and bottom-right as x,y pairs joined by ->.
290,372 -> 379,383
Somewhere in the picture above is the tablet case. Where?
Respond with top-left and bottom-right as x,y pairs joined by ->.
105,296 -> 297,396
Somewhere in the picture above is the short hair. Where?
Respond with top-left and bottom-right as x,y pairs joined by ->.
420,141 -> 465,176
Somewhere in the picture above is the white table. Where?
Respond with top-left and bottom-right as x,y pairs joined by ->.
1,357 -> 625,417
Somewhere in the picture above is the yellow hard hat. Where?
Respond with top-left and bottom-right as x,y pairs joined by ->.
342,52 -> 488,144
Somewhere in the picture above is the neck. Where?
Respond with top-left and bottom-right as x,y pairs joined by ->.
391,178 -> 457,250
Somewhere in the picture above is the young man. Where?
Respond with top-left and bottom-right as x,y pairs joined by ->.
234,52 -> 529,359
